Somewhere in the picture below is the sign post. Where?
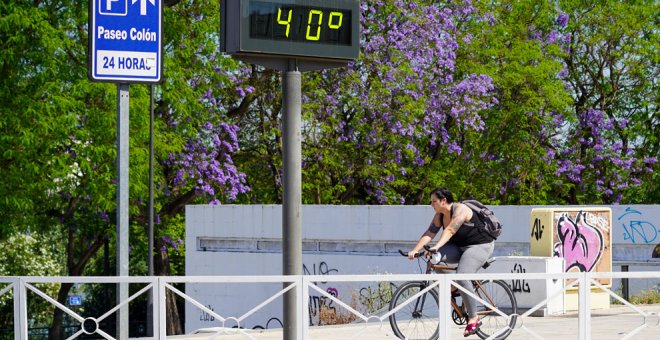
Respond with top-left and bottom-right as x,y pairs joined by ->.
89,0 -> 163,338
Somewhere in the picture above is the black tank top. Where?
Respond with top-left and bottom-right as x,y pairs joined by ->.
443,203 -> 493,247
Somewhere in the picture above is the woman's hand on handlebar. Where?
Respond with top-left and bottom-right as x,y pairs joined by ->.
399,249 -> 424,259
407,250 -> 419,260
423,245 -> 439,256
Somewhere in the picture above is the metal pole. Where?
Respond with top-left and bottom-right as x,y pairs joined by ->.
116,83 -> 130,339
149,84 -> 155,276
621,265 -> 629,301
282,61 -> 302,340
147,84 -> 155,336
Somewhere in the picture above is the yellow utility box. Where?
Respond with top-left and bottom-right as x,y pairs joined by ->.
530,207 -> 612,310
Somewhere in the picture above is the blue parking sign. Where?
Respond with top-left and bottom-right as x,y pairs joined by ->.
68,295 -> 82,306
89,0 -> 162,83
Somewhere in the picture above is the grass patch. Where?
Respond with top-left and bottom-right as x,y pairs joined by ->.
629,287 -> 660,304
611,285 -> 660,304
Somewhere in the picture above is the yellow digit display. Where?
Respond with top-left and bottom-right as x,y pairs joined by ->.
248,1 -> 352,45
328,12 -> 343,29
277,8 -> 292,37
306,10 -> 323,41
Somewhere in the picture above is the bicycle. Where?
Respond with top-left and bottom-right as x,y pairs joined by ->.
388,246 -> 517,339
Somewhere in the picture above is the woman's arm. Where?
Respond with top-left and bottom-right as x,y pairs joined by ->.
408,214 -> 441,259
429,204 -> 470,251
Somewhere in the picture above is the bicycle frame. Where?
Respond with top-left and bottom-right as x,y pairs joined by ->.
424,256 -> 496,322
473,280 -> 498,318
390,250 -> 518,340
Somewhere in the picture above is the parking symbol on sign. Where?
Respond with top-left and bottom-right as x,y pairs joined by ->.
69,296 -> 82,306
99,0 -> 128,16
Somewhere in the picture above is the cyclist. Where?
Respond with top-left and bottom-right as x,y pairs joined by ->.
407,187 -> 496,337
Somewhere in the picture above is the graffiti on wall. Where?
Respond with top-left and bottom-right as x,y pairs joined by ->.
196,260 -> 397,329
552,210 -> 611,285
531,217 -> 545,241
199,304 -> 216,322
304,261 -> 342,326
510,263 -> 531,294
554,211 -> 604,272
618,207 -> 659,245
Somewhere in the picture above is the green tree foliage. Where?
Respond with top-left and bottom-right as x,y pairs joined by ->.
0,233 -> 63,328
0,0 -> 147,335
454,0 -> 573,204
553,0 -> 659,204
0,0 -> 248,335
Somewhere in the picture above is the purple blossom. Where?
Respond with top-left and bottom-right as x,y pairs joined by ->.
167,122 -> 249,201
556,13 -> 569,28
644,157 -> 657,165
98,211 -> 109,222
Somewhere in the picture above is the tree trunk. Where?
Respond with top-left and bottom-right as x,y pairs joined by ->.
48,225 -> 105,339
155,243 -> 183,335
48,282 -> 74,340
166,289 -> 183,335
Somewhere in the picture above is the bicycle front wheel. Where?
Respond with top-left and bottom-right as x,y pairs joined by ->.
388,281 -> 439,340
473,279 -> 517,340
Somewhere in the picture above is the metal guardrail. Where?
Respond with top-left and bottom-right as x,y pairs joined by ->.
613,260 -> 660,301
1,271 -> 659,339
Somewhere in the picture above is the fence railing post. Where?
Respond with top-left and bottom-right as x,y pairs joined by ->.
151,277 -> 161,339
159,277 -> 167,339
437,275 -> 451,340
578,272 -> 591,340
299,277 -> 307,340
14,278 -> 27,340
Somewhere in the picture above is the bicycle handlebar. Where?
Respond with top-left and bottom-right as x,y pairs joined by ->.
398,249 -> 425,258
423,245 -> 437,254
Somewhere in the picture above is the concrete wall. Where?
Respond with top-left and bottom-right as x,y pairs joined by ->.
184,204 -> 659,332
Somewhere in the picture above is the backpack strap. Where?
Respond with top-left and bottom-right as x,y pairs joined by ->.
459,201 -> 475,227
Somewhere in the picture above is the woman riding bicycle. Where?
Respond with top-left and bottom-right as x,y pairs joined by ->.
407,187 -> 496,337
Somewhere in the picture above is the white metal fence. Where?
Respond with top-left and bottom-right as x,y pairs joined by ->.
1,271 -> 659,339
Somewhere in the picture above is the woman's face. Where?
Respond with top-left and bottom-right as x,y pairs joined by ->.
430,194 -> 443,213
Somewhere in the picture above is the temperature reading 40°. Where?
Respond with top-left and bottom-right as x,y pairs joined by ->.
275,7 -> 344,41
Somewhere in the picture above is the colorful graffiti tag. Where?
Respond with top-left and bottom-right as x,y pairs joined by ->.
618,207 -> 659,244
553,211 -> 605,273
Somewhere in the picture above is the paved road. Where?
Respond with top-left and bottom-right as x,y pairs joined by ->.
163,303 -> 660,340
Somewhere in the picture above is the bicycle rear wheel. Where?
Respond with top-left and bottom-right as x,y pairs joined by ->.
388,281 -> 439,340
473,279 -> 517,340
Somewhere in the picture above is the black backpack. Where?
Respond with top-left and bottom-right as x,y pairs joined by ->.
462,200 -> 502,240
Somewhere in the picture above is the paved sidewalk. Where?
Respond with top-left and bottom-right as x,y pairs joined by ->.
165,303 -> 660,340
